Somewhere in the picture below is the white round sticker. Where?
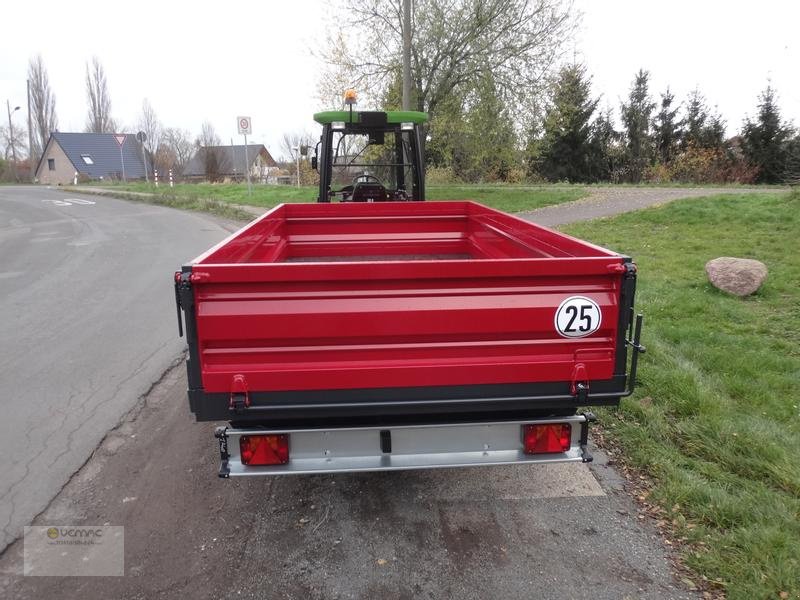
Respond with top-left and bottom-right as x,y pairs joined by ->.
554,296 -> 602,338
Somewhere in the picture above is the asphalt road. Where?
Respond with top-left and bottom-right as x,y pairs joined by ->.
0,185 -> 717,598
0,186 -> 238,553
0,366 -> 695,599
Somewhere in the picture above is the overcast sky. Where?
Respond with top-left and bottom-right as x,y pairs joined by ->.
2,0 -> 798,158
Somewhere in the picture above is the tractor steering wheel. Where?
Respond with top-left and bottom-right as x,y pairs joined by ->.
352,173 -> 382,185
349,172 -> 387,202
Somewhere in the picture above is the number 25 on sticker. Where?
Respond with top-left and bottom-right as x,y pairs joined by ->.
554,296 -> 602,338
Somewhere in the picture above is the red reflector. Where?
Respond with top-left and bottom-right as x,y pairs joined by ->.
239,434 -> 290,466
522,424 -> 571,454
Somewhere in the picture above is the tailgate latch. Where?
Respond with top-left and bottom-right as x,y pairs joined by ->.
173,271 -> 190,337
229,375 -> 250,414
570,363 -> 589,403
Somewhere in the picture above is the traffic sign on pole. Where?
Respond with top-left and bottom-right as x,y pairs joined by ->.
237,116 -> 252,135
114,135 -> 127,182
238,117 -> 253,196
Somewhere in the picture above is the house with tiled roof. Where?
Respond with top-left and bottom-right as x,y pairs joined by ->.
35,132 -> 149,185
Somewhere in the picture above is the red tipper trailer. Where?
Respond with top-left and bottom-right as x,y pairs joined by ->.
174,201 -> 644,477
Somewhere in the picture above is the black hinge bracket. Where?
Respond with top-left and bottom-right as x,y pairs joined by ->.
579,412 -> 596,463
229,374 -> 250,414
173,273 -> 184,337
230,395 -> 247,414
215,426 -> 230,478
570,363 -> 590,403
575,382 -> 589,404
624,312 -> 646,395
174,271 -> 194,338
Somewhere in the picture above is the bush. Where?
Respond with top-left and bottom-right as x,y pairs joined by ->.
504,167 -> 526,184
643,162 -> 671,184
425,166 -> 460,185
643,144 -> 758,184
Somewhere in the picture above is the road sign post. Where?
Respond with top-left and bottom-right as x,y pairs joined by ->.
136,131 -> 148,183
114,134 -> 127,182
237,116 -> 253,196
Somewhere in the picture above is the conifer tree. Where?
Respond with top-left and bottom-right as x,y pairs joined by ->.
537,64 -> 599,182
620,69 -> 655,182
742,84 -> 793,184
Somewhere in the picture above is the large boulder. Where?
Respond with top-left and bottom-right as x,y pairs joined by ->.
705,257 -> 768,296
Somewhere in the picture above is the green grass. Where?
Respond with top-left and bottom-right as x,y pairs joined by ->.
75,187 -> 255,221
584,182 -> 788,189
89,182 -> 587,214
90,182 -> 316,210
564,191 -> 800,600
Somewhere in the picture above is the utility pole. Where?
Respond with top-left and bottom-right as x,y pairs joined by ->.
136,131 -> 149,182
243,135 -> 252,195
27,80 -> 34,181
402,0 -> 412,111
6,100 -> 20,182
230,137 -> 236,179
293,146 -> 300,187
141,142 -> 149,182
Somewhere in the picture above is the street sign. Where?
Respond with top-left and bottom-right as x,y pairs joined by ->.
237,116 -> 252,135
136,131 -> 147,143
114,135 -> 126,147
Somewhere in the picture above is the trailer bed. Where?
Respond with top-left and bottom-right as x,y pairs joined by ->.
175,201 -> 642,426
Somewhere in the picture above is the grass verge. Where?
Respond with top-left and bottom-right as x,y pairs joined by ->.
564,192 -> 800,600
87,182 -> 587,214
74,188 -> 255,221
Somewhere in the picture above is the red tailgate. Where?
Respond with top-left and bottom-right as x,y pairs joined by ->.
185,202 -> 628,395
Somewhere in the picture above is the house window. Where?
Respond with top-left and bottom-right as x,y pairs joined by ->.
80,154 -> 94,165
48,158 -> 55,171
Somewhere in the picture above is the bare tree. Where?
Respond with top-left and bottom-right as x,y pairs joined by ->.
1,123 -> 26,161
319,0 -> 577,120
195,121 -> 229,181
85,57 -> 116,133
316,32 -> 361,108
1,101 -> 26,182
280,131 -> 316,162
196,121 -> 220,149
27,54 -> 58,162
136,99 -> 162,155
161,127 -> 194,174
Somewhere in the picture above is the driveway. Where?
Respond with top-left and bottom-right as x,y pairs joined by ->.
518,186 -> 778,226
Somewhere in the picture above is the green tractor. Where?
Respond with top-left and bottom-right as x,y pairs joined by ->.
312,97 -> 428,202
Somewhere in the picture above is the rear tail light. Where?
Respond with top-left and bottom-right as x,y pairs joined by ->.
522,423 -> 571,454
239,434 -> 290,466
